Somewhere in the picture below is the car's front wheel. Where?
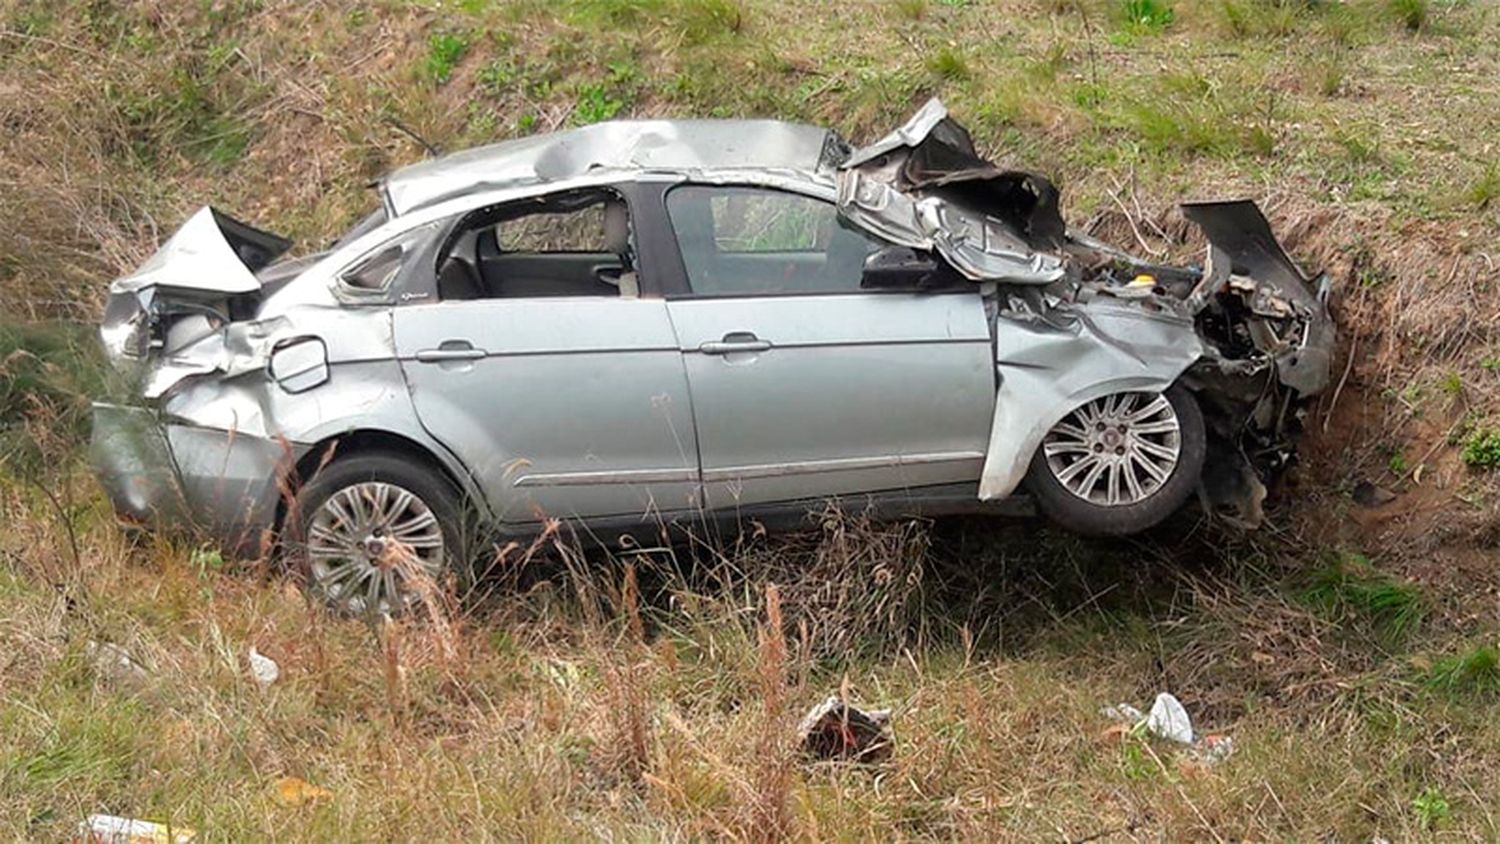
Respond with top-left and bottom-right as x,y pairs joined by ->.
289,452 -> 464,615
1024,385 -> 1206,536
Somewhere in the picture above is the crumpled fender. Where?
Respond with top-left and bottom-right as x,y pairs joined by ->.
977,296 -> 1204,500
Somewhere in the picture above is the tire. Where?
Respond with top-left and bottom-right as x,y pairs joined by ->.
1024,384 -> 1206,537
288,451 -> 466,614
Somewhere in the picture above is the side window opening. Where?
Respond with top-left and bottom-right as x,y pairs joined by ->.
435,188 -> 636,301
342,243 -> 404,291
665,185 -> 886,297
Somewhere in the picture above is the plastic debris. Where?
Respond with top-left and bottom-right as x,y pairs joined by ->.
86,641 -> 148,687
1101,692 -> 1235,767
1099,702 -> 1145,724
247,646 -> 280,689
1145,692 -> 1194,744
1187,734 -> 1234,765
77,814 -> 194,843
797,695 -> 893,762
273,776 -> 332,806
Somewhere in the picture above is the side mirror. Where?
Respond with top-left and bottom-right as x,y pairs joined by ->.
861,246 -> 939,290
269,337 -> 329,394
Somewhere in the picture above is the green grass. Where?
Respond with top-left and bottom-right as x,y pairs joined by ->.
1426,645 -> 1500,695
567,0 -> 745,44
1412,786 -> 1452,830
891,0 -> 927,20
573,83 -> 626,124
1390,0 -> 1428,32
423,32 -> 470,84
926,47 -> 970,81
1,0 -> 1499,837
0,496 -> 1496,839
1120,0 -> 1174,32
1465,162 -> 1500,210
1300,553 -> 1425,643
1459,427 -> 1500,469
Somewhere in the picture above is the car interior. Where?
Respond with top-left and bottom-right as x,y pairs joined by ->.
666,186 -> 880,297
435,188 -> 636,301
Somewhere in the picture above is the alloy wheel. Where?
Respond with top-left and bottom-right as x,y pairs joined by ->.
1042,392 -> 1182,507
305,481 -> 445,614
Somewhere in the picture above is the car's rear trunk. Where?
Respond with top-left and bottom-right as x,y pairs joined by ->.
100,207 -> 291,372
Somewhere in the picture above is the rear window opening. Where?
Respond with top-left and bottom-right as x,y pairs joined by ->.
435,188 -> 636,301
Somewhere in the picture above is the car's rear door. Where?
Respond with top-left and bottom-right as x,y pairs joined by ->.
391,186 -> 700,526
659,183 -> 995,510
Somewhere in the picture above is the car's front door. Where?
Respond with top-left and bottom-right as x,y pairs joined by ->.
392,187 -> 700,526
660,184 -> 996,511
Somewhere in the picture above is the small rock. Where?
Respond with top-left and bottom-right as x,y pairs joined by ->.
797,695 -> 893,762
1353,481 -> 1398,508
248,646 -> 280,690
86,641 -> 148,687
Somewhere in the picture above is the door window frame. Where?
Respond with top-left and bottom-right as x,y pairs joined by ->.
658,181 -> 947,301
394,181 -> 677,305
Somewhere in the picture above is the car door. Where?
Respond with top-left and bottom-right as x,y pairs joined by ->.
660,183 -> 996,510
391,186 -> 701,525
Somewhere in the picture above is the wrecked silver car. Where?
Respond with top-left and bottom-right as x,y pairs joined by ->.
92,99 -> 1333,611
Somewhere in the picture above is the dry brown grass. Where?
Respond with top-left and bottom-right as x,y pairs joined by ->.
2,460 -> 1499,839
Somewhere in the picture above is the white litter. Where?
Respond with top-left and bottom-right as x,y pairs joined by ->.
1145,692 -> 1194,744
78,814 -> 195,843
1099,702 -> 1145,724
248,646 -> 280,689
1100,691 -> 1234,766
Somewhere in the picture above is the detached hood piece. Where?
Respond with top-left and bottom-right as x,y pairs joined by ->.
837,99 -> 1069,284
1181,200 -> 1336,395
842,97 -> 1066,248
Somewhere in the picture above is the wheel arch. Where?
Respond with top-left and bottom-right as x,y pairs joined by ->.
276,428 -> 487,534
979,371 -> 1197,500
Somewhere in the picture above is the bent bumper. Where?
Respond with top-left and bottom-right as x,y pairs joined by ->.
90,403 -> 304,556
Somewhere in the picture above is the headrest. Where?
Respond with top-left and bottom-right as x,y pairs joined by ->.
603,201 -> 630,259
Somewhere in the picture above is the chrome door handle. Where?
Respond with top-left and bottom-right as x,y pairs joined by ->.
699,332 -> 770,355
415,342 -> 487,363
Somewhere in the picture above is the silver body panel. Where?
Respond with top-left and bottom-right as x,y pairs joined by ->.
666,293 -> 993,508
393,298 -> 700,521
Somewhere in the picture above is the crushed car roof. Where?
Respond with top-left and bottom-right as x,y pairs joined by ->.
382,118 -> 846,215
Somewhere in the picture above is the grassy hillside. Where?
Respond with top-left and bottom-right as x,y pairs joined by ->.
1,0 -> 1497,839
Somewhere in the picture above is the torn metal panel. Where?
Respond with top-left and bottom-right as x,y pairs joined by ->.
840,97 -> 1068,249
1181,200 -> 1336,395
101,206 -> 293,374
838,167 -> 1067,284
90,402 -> 300,555
107,207 -> 290,297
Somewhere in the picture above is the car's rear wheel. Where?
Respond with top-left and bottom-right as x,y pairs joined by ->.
1024,385 -> 1205,536
289,452 -> 463,615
